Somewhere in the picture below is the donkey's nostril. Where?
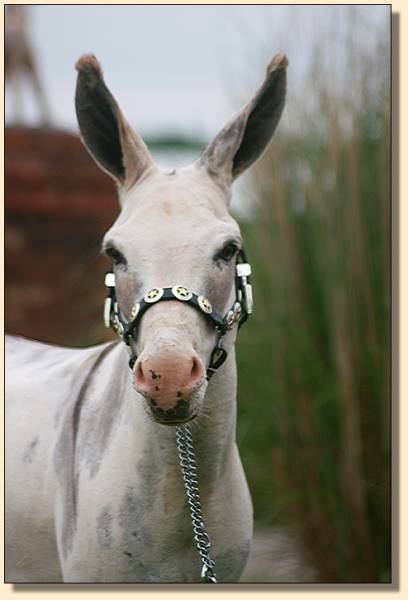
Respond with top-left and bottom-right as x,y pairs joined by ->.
190,355 -> 203,381
135,360 -> 145,385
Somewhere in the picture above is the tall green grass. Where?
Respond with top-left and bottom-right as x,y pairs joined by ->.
236,22 -> 390,582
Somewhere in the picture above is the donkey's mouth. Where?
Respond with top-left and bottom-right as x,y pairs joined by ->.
149,403 -> 199,426
154,410 -> 199,426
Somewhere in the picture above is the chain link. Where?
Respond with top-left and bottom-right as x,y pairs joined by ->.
176,425 -> 218,583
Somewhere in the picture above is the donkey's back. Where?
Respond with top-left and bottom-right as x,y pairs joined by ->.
5,335 -> 116,582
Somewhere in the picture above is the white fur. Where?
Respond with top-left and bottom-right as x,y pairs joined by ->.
5,52 -> 287,582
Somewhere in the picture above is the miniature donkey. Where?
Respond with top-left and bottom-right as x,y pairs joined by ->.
5,52 -> 287,582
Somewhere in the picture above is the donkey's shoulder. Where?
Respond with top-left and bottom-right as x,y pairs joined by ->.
6,334 -> 117,367
5,334 -> 119,401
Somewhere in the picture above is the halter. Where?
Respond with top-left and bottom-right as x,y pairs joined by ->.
103,248 -> 253,379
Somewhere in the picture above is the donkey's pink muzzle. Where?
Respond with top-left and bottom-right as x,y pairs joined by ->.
133,352 -> 205,423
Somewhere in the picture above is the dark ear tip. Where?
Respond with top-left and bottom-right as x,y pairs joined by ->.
267,53 -> 289,74
75,53 -> 102,75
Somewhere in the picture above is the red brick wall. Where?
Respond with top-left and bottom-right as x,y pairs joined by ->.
5,126 -> 119,346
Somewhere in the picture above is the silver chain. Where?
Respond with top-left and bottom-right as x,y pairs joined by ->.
176,425 -> 218,583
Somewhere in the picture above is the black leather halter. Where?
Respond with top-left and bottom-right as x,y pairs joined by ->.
104,249 -> 253,380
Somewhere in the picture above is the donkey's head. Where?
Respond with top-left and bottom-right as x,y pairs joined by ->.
75,53 -> 287,425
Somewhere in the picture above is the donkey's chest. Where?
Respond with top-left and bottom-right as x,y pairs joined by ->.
67,463 -> 250,582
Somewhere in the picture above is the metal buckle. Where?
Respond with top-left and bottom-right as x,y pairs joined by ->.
207,344 -> 227,380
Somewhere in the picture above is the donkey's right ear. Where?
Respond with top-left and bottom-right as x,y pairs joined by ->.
75,54 -> 156,188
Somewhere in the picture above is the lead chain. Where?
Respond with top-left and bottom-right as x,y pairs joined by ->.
175,425 -> 218,583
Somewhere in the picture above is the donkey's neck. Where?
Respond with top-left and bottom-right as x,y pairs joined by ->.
75,341 -> 249,582
114,342 -> 238,485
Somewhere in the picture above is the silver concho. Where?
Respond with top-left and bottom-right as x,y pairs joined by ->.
226,310 -> 235,330
172,285 -> 193,301
198,295 -> 212,314
233,301 -> 242,321
113,316 -> 125,338
144,287 -> 164,303
130,303 -> 140,319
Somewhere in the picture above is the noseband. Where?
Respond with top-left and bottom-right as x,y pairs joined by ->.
104,249 -> 253,380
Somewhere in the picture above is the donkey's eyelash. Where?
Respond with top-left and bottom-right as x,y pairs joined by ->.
213,241 -> 240,263
104,245 -> 127,267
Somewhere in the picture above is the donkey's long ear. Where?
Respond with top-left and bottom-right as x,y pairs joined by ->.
75,54 -> 156,188
199,53 -> 288,185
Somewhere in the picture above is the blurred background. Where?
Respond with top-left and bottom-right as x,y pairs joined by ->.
5,4 -> 391,584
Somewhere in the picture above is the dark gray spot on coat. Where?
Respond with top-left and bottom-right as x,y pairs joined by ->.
78,347 -> 129,480
22,437 -> 39,464
118,483 -> 153,549
52,343 -> 117,560
214,540 -> 251,582
203,269 -> 235,317
97,504 -> 113,549
117,453 -> 162,565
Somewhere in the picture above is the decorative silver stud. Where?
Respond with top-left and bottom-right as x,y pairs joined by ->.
144,287 -> 164,303
172,285 -> 193,301
130,303 -> 140,319
226,310 -> 235,330
233,302 -> 242,321
113,317 -> 124,338
198,295 -> 212,314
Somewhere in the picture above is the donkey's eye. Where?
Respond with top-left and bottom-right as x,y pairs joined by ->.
214,242 -> 239,264
105,246 -> 127,267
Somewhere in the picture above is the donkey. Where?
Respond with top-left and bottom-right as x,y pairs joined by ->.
5,52 -> 287,583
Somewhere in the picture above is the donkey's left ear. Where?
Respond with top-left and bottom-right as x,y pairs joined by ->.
199,53 -> 288,185
75,54 -> 156,189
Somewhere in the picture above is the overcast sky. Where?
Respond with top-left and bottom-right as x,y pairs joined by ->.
6,4 -> 389,141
